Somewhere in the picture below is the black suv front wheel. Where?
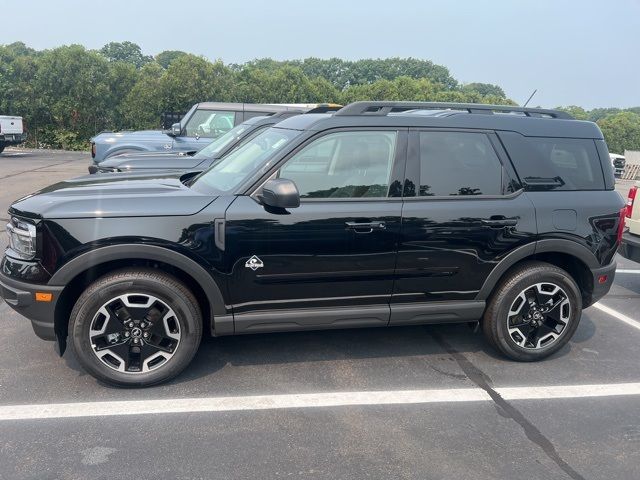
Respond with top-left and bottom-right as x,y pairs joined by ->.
483,261 -> 582,361
69,269 -> 202,387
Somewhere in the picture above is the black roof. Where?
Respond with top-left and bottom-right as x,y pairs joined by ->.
274,102 -> 603,139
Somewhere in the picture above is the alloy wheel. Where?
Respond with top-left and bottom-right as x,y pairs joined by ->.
506,282 -> 571,349
89,293 -> 181,374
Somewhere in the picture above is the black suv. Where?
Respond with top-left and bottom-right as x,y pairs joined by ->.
0,101 -> 625,387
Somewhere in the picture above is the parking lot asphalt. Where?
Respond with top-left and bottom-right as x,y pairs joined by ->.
0,149 -> 639,480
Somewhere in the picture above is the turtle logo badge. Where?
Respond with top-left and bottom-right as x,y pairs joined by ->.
245,255 -> 264,271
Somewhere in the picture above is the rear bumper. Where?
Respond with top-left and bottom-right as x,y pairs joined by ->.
0,132 -> 27,145
0,272 -> 62,341
619,232 -> 640,264
588,260 -> 617,306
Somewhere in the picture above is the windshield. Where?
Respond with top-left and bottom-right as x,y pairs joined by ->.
193,123 -> 253,159
190,127 -> 301,194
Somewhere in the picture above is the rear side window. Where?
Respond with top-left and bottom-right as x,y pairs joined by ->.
499,132 -> 605,190
418,131 -> 504,196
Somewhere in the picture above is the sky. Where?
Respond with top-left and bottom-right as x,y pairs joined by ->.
1,0 -> 639,109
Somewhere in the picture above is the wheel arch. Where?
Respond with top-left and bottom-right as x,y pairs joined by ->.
50,244 -> 229,354
477,240 -> 597,305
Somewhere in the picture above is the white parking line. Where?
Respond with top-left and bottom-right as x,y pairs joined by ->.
1,382 -> 639,421
616,269 -> 640,274
593,302 -> 640,331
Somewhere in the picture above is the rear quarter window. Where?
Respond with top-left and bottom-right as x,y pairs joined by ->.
498,132 -> 605,191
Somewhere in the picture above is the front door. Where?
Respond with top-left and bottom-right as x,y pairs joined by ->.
224,129 -> 407,333
390,129 -> 537,324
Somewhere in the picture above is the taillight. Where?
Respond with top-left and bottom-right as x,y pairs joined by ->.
91,143 -> 96,158
617,207 -> 626,244
626,186 -> 637,218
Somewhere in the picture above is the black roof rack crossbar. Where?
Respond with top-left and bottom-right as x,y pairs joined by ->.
334,101 -> 573,119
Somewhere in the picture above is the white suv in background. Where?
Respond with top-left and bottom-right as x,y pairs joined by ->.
620,183 -> 640,263
610,153 -> 625,177
0,115 -> 27,154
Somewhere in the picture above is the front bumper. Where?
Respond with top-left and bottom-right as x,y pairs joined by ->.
0,271 -> 62,341
619,232 -> 640,264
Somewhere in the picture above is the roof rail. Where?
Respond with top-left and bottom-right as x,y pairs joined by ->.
334,101 -> 573,119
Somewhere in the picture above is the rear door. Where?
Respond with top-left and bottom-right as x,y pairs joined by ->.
0,116 -> 23,136
390,129 -> 537,325
223,128 -> 407,333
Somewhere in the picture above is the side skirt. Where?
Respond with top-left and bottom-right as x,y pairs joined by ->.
213,301 -> 486,336
389,301 -> 486,326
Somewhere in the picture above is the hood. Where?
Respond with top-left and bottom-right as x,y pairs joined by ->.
100,153 -> 207,171
10,172 -> 217,219
91,130 -> 172,143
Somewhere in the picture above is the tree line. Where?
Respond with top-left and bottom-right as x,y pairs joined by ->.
0,41 -> 638,155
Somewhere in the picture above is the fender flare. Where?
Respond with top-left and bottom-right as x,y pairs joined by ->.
534,239 -> 599,269
49,244 -> 228,318
104,145 -> 149,160
476,239 -> 598,300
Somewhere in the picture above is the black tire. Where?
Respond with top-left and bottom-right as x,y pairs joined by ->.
0,144 -> 5,154
69,268 -> 202,387
482,261 -> 582,361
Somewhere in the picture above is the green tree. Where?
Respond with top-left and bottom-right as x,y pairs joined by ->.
155,50 -> 189,69
33,45 -> 116,147
121,62 -> 165,129
598,112 -> 640,154
556,105 -> 589,120
463,82 -> 506,98
159,55 -> 234,112
99,41 -> 152,68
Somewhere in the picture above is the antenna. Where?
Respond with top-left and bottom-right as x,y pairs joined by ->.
523,89 -> 537,107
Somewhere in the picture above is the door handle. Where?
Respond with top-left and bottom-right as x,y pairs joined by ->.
481,216 -> 519,227
345,221 -> 386,233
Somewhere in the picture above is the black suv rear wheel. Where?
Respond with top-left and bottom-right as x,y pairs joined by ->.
482,261 -> 582,361
69,269 -> 202,387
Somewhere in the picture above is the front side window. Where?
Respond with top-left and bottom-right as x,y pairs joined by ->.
184,109 -> 235,138
279,131 -> 397,198
419,131 -> 503,196
194,123 -> 254,159
190,127 -> 301,194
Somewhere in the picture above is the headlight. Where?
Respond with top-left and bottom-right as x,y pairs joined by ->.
6,218 -> 37,260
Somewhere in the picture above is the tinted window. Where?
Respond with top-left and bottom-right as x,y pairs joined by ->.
419,131 -> 503,196
244,111 -> 270,120
184,110 -> 235,138
279,131 -> 397,198
499,132 -> 605,190
190,127 -> 300,194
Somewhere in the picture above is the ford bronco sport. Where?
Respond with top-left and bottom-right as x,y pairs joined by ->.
0,101 -> 625,387
90,102 -> 302,163
91,105 -> 342,175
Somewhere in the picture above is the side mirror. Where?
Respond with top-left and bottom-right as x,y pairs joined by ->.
167,122 -> 182,137
258,179 -> 300,209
